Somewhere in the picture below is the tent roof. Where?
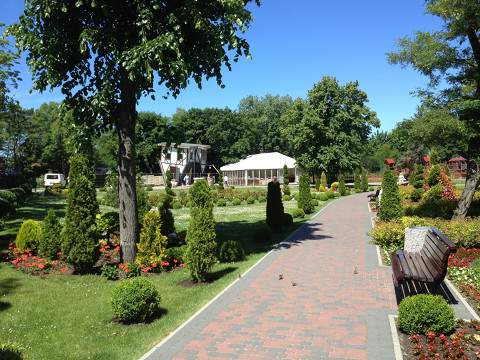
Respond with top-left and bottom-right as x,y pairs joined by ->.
220,152 -> 296,171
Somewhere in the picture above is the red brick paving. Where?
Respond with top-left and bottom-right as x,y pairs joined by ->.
164,195 -> 397,359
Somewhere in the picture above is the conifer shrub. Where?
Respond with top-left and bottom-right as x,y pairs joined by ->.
378,170 -> 404,221
282,165 -> 290,196
39,209 -> 62,258
16,219 -> 43,252
321,172 -> 327,189
232,198 -> 242,206
95,211 -> 120,237
398,294 -> 455,334
136,181 -> 150,224
219,240 -> 245,262
361,171 -> 369,192
165,169 -> 175,200
136,209 -> 168,266
315,177 -> 321,191
111,277 -> 161,323
266,179 -> 284,232
338,175 -> 347,196
185,179 -> 217,282
157,192 -> 175,236
61,155 -> 99,271
411,164 -> 425,189
217,198 -> 227,207
427,164 -> 441,187
354,171 -> 362,190
217,171 -> 224,190
297,175 -> 314,214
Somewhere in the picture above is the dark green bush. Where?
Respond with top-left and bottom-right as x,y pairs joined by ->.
101,172 -> 119,207
291,208 -> 305,218
282,164 -> 291,196
246,197 -> 255,204
61,155 -> 99,271
317,193 -> 329,201
0,190 -> 17,208
111,277 -> 161,323
427,165 -> 441,187
354,171 -> 361,191
338,174 -> 347,196
96,211 -> 120,237
217,198 -> 227,207
9,187 -> 26,205
232,198 -> 241,206
297,175 -> 313,214
258,196 -> 266,203
165,245 -> 187,263
185,180 -> 217,282
266,180 -> 284,232
282,213 -> 294,227
0,342 -> 23,360
136,181 -> 150,224
410,188 -> 423,202
378,170 -> 404,221
398,294 -> 455,334
311,199 -> 319,206
253,222 -> 272,242
0,197 -> 15,217
16,219 -> 43,252
411,164 -> 425,189
219,240 -> 245,262
361,171 -> 369,192
158,192 -> 175,236
137,209 -> 168,266
39,209 -> 62,258
101,264 -> 120,280
172,201 -> 182,209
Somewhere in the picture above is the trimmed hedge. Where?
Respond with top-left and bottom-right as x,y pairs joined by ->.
398,294 -> 455,334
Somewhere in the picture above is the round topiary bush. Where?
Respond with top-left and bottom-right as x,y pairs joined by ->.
253,223 -> 272,242
398,294 -> 455,334
219,240 -> 245,262
246,197 -> 255,204
282,195 -> 290,202
291,208 -> 305,218
232,198 -> 241,206
111,277 -> 161,323
16,219 -> 43,252
282,213 -> 294,227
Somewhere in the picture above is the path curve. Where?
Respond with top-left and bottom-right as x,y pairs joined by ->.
144,194 -> 397,360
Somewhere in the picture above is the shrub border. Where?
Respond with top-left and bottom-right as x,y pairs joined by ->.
140,197 -> 340,360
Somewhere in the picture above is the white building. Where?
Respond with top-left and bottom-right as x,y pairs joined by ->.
158,143 -> 210,184
220,152 -> 298,186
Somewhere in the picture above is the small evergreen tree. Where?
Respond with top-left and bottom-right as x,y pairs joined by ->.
158,192 -> 175,236
338,174 -> 347,196
321,171 -> 327,189
298,175 -> 314,214
185,179 -> 217,282
61,154 -> 99,271
427,164 -> 441,187
378,170 -> 404,221
282,165 -> 290,196
165,168 -> 175,200
137,209 -> 167,266
39,209 -> 62,258
411,164 -> 425,189
315,177 -> 321,191
266,178 -> 284,232
354,170 -> 362,190
361,170 -> 369,192
217,171 -> 224,190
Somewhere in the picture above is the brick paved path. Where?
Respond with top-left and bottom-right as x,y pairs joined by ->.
145,194 -> 398,360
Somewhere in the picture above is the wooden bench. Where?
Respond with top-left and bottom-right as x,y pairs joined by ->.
368,189 -> 380,201
391,228 -> 456,292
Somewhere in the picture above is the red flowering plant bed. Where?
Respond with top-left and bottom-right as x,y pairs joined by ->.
399,320 -> 480,359
448,248 -> 480,315
4,242 -> 72,275
96,233 -> 121,267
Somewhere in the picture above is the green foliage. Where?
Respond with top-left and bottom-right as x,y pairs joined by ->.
9,187 -> 26,205
378,170 -> 404,221
95,211 -> 120,237
338,175 -> 347,196
282,165 -> 290,196
258,196 -> 266,203
101,172 -> 119,207
157,193 -> 175,236
282,77 -> 379,176
266,180 -> 284,232
361,171 -> 369,192
101,264 -> 119,281
15,219 -> 43,252
217,171 -> 224,190
297,175 -> 314,214
0,342 -> 23,360
317,193 -> 329,201
137,210 -> 168,267
39,209 -> 61,258
321,172 -> 327,189
232,198 -> 242,206
61,155 -> 99,271
253,223 -> 272,242
398,294 -> 455,335
172,201 -> 182,209
246,197 -> 255,204
282,194 -> 290,202
311,199 -> 319,207
353,171 -> 361,190
165,245 -> 187,264
111,278 -> 161,323
217,198 -> 227,207
282,213 -> 294,227
185,180 -> 217,282
410,188 -> 423,202
218,240 -> 245,263
0,197 -> 15,217
291,208 -> 305,218
136,181 -> 150,224
315,178 -> 321,191
427,164 -> 441,187
411,164 -> 425,189
368,221 -> 405,251
0,190 -> 17,208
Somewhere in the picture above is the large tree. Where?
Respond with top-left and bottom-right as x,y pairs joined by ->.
0,23 -> 19,112
282,76 -> 379,179
13,0 -> 260,262
388,0 -> 480,219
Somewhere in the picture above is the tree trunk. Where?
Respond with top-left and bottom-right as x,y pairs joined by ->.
452,158 -> 480,220
118,77 -> 139,263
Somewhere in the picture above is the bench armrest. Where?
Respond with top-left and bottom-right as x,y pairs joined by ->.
430,227 -> 456,251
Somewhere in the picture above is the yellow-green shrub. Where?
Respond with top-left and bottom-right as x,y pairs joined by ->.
16,219 -> 43,252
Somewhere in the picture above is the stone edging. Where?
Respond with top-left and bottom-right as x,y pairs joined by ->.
139,197 -> 341,360
388,315 -> 403,360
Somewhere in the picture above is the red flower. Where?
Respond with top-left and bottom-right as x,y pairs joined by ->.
38,263 -> 45,269
439,334 -> 446,342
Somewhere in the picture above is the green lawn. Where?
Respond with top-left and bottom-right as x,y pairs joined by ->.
0,195 -> 332,360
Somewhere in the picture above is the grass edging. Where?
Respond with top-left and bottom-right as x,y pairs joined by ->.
140,197 -> 340,359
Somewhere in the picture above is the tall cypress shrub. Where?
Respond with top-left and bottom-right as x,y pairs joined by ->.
158,193 -> 175,236
354,170 -> 362,190
378,170 -> 404,221
61,154 -> 99,271
282,165 -> 290,196
411,164 -> 425,189
298,175 -> 314,214
361,171 -> 369,192
266,179 -> 284,232
165,169 -> 175,200
39,209 -> 62,258
321,172 -> 327,189
338,174 -> 347,196
185,179 -> 217,282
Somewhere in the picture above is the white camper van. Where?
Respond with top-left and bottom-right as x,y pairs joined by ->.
44,173 -> 67,188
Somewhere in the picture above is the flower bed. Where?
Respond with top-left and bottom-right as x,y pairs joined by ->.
448,248 -> 480,314
398,319 -> 480,359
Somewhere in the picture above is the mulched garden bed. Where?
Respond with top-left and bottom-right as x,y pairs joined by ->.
398,319 -> 480,359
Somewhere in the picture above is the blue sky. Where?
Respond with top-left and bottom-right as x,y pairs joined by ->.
1,0 -> 442,131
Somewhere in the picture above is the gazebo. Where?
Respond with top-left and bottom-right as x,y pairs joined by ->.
220,152 -> 298,186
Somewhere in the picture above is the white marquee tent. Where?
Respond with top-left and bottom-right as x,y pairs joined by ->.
220,152 -> 298,186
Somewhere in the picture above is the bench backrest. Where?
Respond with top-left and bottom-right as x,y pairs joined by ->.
419,228 -> 456,282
